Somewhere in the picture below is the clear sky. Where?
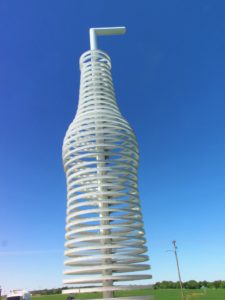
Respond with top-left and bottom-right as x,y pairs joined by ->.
0,0 -> 225,293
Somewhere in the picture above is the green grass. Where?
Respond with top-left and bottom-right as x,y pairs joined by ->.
31,289 -> 225,300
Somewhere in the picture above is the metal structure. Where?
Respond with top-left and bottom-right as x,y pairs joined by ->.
62,27 -> 152,299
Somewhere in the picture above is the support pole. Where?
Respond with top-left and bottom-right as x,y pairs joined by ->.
91,26 -> 126,299
172,241 -> 184,300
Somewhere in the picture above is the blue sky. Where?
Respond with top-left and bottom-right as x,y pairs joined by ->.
0,0 -> 225,293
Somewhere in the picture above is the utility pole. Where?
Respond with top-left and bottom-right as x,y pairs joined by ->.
172,240 -> 184,300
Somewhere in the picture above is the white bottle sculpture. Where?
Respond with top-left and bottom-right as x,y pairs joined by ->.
62,27 -> 152,299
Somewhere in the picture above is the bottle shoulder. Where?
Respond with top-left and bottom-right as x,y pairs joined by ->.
62,112 -> 138,153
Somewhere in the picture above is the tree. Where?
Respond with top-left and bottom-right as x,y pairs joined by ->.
183,280 -> 200,289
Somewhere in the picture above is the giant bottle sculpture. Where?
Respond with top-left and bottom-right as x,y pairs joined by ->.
62,27 -> 152,299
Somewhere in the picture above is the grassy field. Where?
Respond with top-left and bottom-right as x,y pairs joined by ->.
31,289 -> 225,300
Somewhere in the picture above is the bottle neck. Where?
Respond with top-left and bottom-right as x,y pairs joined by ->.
76,50 -> 121,117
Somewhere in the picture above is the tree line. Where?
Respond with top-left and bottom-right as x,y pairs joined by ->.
29,281 -> 225,295
154,280 -> 225,289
